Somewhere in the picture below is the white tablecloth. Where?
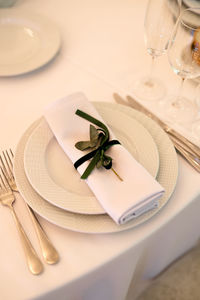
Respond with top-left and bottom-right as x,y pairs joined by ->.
1,1 -> 200,299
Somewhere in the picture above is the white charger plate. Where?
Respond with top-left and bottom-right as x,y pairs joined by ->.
23,107 -> 159,215
13,103 -> 178,234
0,9 -> 61,76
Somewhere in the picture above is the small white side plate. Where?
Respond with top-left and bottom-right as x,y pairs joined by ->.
0,9 -> 61,76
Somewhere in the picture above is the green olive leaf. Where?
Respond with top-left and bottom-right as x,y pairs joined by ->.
75,125 -> 101,151
75,141 -> 93,150
90,125 -> 99,143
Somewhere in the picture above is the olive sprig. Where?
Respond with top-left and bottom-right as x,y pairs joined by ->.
74,109 -> 123,181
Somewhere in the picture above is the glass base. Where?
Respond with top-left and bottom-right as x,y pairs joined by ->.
133,76 -> 166,101
166,96 -> 198,124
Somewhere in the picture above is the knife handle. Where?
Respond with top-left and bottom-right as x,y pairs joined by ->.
167,130 -> 200,158
126,94 -> 200,159
113,93 -> 200,172
172,140 -> 200,172
168,133 -> 199,158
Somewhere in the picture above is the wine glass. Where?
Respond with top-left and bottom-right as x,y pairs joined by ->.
166,7 -> 200,123
133,0 -> 181,101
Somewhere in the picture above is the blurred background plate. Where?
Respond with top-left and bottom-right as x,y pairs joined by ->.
0,9 -> 61,76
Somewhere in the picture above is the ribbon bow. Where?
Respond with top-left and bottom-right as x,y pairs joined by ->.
74,109 -> 122,180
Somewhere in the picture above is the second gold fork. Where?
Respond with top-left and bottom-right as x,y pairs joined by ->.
0,149 -> 59,265
0,167 -> 43,275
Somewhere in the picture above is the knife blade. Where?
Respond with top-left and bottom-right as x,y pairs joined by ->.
113,93 -> 200,172
126,94 -> 200,159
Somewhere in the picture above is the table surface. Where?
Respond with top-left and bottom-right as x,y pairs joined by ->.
1,1 -> 200,300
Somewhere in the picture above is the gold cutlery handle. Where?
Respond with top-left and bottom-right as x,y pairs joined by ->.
167,128 -> 200,158
125,94 -> 200,158
173,141 -> 200,172
10,206 -> 43,275
113,93 -> 200,172
169,134 -> 199,160
27,205 -> 59,264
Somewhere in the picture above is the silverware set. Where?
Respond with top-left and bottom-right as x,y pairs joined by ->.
113,93 -> 200,173
0,149 -> 59,275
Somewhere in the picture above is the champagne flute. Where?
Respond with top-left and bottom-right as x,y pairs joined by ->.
166,7 -> 200,123
133,0 -> 181,101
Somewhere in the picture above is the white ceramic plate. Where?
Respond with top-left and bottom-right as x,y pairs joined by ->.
23,107 -> 159,215
13,103 -> 178,234
0,9 -> 61,76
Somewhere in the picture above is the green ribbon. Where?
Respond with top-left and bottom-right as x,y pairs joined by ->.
74,109 -> 120,179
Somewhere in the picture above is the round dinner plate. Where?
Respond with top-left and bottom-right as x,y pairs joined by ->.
14,103 -> 178,234
0,9 -> 61,76
23,107 -> 159,215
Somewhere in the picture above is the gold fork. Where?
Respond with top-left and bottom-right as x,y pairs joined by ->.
0,149 -> 59,265
0,167 -> 43,275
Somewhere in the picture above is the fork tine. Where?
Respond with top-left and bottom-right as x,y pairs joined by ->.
0,155 -> 8,177
0,173 -> 4,190
0,169 -> 8,190
10,149 -> 14,159
0,166 -> 10,189
5,150 -> 13,178
4,149 -> 13,169
0,150 -> 13,181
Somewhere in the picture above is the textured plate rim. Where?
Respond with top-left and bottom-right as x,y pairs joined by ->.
13,102 -> 178,234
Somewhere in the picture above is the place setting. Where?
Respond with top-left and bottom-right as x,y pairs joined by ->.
9,92 -> 179,236
1,0 -> 200,279
2,1 -> 200,299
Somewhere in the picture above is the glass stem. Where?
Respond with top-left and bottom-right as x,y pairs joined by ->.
149,56 -> 156,78
173,77 -> 185,107
177,77 -> 185,100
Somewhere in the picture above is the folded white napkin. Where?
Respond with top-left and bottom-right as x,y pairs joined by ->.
44,93 -> 165,224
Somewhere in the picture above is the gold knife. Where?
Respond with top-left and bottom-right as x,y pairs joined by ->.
113,93 -> 200,172
126,94 -> 200,158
